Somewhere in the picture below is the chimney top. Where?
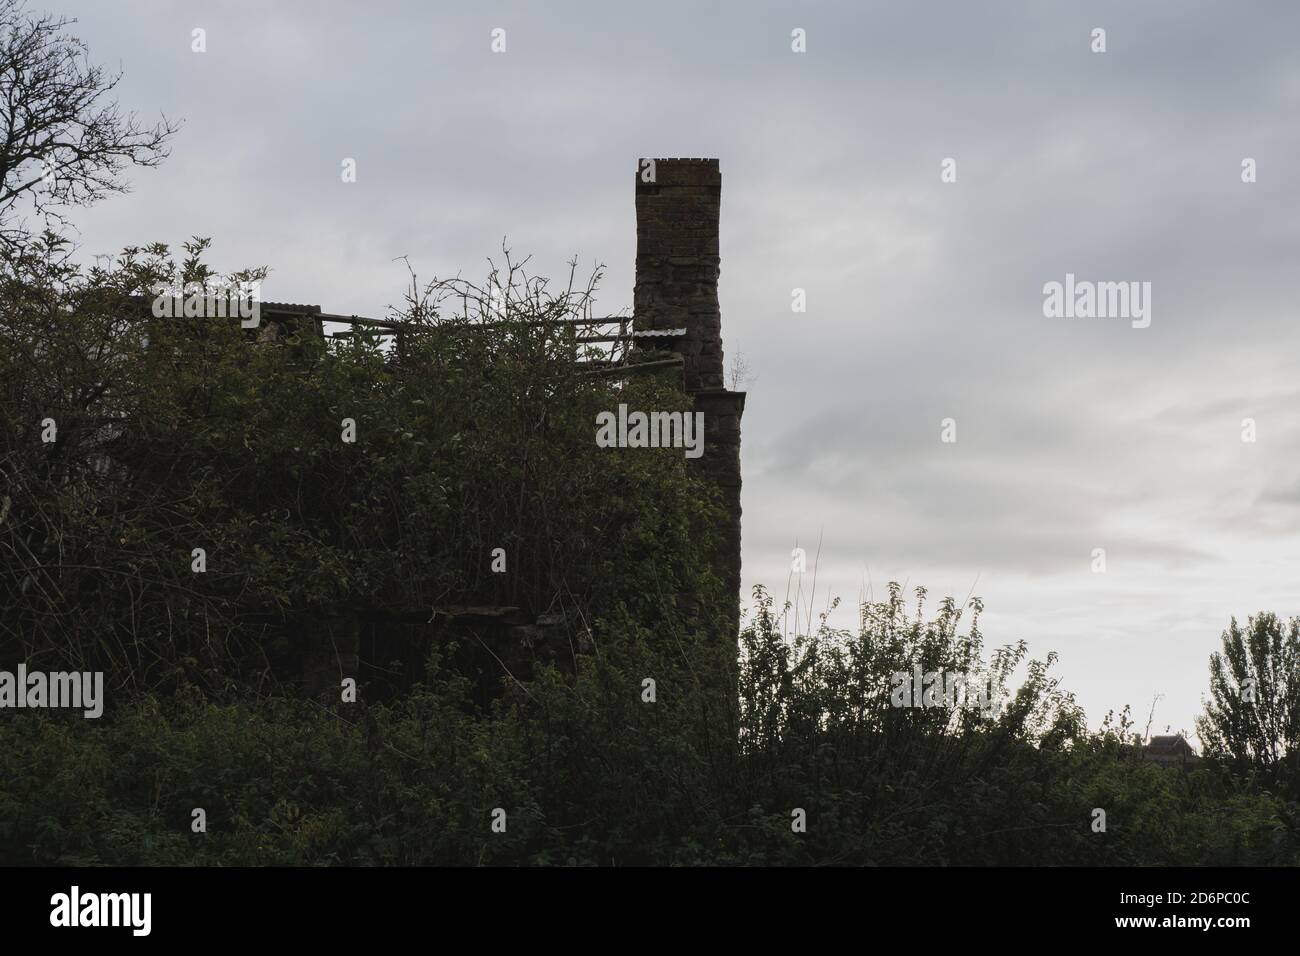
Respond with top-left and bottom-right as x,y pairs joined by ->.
633,157 -> 724,391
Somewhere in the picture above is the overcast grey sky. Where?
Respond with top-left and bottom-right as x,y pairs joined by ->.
55,0 -> 1300,738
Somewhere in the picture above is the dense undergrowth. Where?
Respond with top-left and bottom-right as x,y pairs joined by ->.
1,239 -> 1297,865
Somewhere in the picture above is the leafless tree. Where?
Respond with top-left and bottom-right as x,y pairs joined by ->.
0,0 -> 177,249
727,350 -> 753,390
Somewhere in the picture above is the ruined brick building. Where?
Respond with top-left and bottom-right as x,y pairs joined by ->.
255,159 -> 746,692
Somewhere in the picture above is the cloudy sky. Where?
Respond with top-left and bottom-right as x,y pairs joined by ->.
56,0 -> 1300,737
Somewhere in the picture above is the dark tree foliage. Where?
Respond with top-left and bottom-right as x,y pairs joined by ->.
0,238 -> 726,698
1,581 -> 1296,865
1196,613 -> 1300,793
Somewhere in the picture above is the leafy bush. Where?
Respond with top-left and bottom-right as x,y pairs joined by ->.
0,238 -> 728,699
2,585 -> 1294,865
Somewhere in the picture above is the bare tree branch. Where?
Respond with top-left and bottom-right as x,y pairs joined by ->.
0,0 -> 178,250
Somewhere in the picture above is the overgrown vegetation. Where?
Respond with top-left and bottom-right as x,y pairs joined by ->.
3,216 -> 1299,870
2,238 -> 1300,865
2,0 -> 1298,867
2,582 -> 1297,865
0,235 -> 727,700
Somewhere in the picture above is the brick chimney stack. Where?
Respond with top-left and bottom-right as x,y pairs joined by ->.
633,158 -> 725,392
633,158 -> 744,645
